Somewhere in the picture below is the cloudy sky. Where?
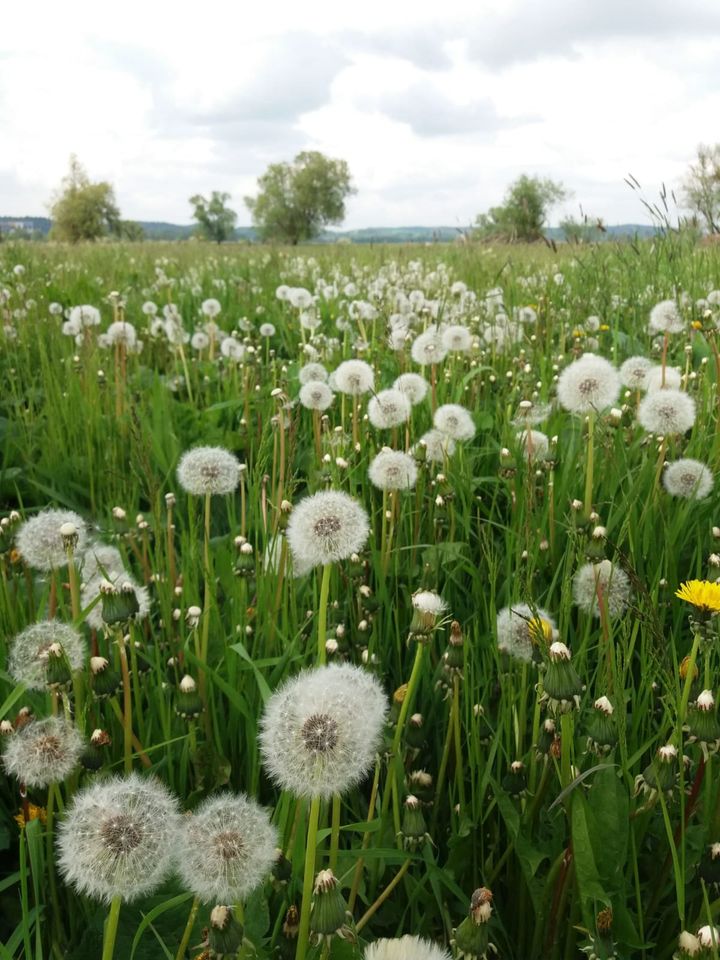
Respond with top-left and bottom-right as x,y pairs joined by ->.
1,0 -> 718,228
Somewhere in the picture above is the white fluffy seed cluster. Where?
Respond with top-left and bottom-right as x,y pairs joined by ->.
496,604 -> 557,663
363,935 -> 452,960
299,380 -> 334,411
174,793 -> 278,903
333,359 -> 375,396
177,446 -> 241,496
663,459 -> 714,500
572,559 -> 631,619
56,774 -> 180,904
368,449 -> 418,491
2,716 -> 83,787
648,299 -> 684,334
515,430 -> 550,461
416,429 -> 456,462
411,327 -> 448,366
15,509 -> 88,571
368,389 -> 411,429
394,373 -> 429,405
433,404 -> 476,441
258,663 -> 388,799
637,389 -> 696,435
619,356 -> 654,390
556,355 -> 620,415
286,490 -> 369,569
7,620 -> 86,690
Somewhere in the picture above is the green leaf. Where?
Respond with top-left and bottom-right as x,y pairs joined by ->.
130,892 -> 195,960
570,791 -> 610,930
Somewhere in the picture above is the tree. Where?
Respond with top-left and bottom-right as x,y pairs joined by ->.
474,174 -> 569,243
189,192 -> 237,243
49,156 -> 121,242
681,144 -> 720,234
245,151 -> 354,244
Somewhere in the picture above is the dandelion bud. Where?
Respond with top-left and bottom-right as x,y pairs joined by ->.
535,717 -> 557,757
100,580 -> 140,625
206,904 -> 245,954
81,729 -> 111,771
186,605 -> 202,628
679,655 -> 699,682
325,638 -> 339,656
677,930 -> 701,956
90,656 -> 122,699
698,926 -> 720,949
399,794 -> 430,850
502,761 -> 527,798
543,643 -> 584,714
586,696 -> 618,755
409,590 -> 448,639
175,675 -> 203,719
310,868 -> 350,940
636,743 -> 678,799
452,887 -> 496,960
283,905 -> 300,939
592,526 -> 607,539
407,769 -> 434,803
687,690 -> 720,745
164,492 -> 176,508
710,554 -> 720,568
60,522 -> 78,551
1,720 -> 14,735
571,499 -> 583,511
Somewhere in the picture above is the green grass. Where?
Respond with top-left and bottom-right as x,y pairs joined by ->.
0,236 -> 719,959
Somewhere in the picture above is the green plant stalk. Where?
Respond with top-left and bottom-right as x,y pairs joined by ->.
583,412 -> 595,521
175,895 -> 200,960
679,630 -> 702,724
316,563 -> 332,665
381,642 -> 426,820
348,756 -> 381,915
452,674 -> 466,810
117,632 -> 133,774
295,794 -> 321,960
329,793 -> 341,872
355,858 -> 412,933
101,896 -> 123,960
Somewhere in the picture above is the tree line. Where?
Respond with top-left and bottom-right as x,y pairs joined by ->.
24,145 -> 720,245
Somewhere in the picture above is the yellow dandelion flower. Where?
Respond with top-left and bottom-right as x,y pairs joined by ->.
14,803 -> 47,830
599,323 -> 610,331
393,683 -> 409,705
676,580 -> 720,613
691,320 -> 703,331
529,617 -> 554,645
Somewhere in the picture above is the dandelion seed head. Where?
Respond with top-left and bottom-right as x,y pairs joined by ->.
393,372 -> 429,405
368,389 -> 411,429
299,381 -> 334,411
81,543 -> 125,581
412,591 -> 447,615
411,327 -> 448,366
645,366 -> 682,392
441,324 -> 473,352
2,716 -> 83,787
433,404 -> 476,441
556,355 -> 620,414
619,356 -> 654,390
298,362 -> 329,385
363,935 -> 451,960
573,560 -> 631,619
416,429 -> 456,462
333,360 -> 375,396
16,509 -> 88,571
638,389 -> 696,435
649,299 -> 684,334
286,491 -> 369,569
663,459 -> 713,500
496,604 -> 557,662
177,446 -> 241,496
515,430 -> 550,461
106,321 -> 137,348
368,449 -> 418,491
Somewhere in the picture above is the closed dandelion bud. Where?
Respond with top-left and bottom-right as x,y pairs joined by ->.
407,769 -> 434,803
101,580 -> 140,625
234,546 -> 255,577
536,717 -> 557,757
272,848 -> 292,885
283,905 -> 300,939
0,720 -> 13,736
90,656 -> 122,699
406,713 -> 425,750
680,655 -> 699,682
543,643 -> 584,713
175,675 -> 204,719
400,794 -> 430,850
390,684 -> 408,724
474,705 -> 494,745
409,590 -> 448,639
80,729 -> 111,771
60,522 -> 79,551
452,887 -> 495,960
677,930 -> 701,956
586,696 -> 618,755
46,642 -> 73,689
186,605 -> 202,628
502,760 -> 527,798
698,926 -> 720,949
207,905 -> 244,956
687,690 -> 720,746
636,743 -> 678,798
442,620 -> 465,677
310,869 -> 350,940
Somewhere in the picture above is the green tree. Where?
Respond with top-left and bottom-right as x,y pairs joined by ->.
189,192 -> 237,243
49,156 -> 121,242
245,151 -> 354,244
474,174 -> 569,242
681,144 -> 720,234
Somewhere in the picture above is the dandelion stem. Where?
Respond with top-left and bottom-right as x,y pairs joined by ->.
679,630 -> 702,724
175,895 -> 200,960
316,563 -> 332,665
118,633 -> 133,774
101,896 -> 122,960
348,756 -> 381,914
355,858 -> 412,932
329,793 -> 341,871
382,643 -> 426,824
583,411 -> 595,521
295,794 -> 321,960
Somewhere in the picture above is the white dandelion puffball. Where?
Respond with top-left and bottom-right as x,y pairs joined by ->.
57,774 -> 180,904
412,590 -> 447,616
411,327 -> 448,366
515,430 -> 550,461
81,543 -> 125,581
259,322 -> 276,337
16,509 -> 88,571
191,331 -> 210,351
369,449 -> 418,491
259,663 -> 388,799
201,298 -> 221,318
394,372 -> 429,405
177,446 -> 241,496
286,491 -> 369,569
441,324 -> 473,352
648,299 -> 684,334
333,359 -> 375,396
69,304 -> 101,328
299,380 -> 334,411
7,620 -> 86,691
416,429 -> 456,462
106,321 -> 137,348
496,604 -> 556,663
175,793 -> 278,903
299,362 -> 328,385
645,366 -> 682,393
619,356 -> 654,390
433,404 -> 476,441
637,389 -> 696,435
368,389 -> 411,429
3,716 -> 83,787
663,459 -> 714,500
573,559 -> 631,619
220,337 -> 245,361
363,935 -> 451,960
556,355 -> 620,414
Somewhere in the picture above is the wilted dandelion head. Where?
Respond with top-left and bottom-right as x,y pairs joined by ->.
416,429 -> 456,463
619,356 -> 654,390
663,459 -> 714,500
433,404 -> 476,441
16,509 -> 88,571
298,362 -> 329,385
56,774 -> 180,903
3,716 -> 83,787
515,430 -> 550,461
175,793 -> 278,903
259,663 -> 387,799
496,604 -> 557,662
394,372 -> 429,405
333,359 -> 375,396
177,446 -> 241,496
411,327 -> 448,366
645,366 -> 682,393
556,355 -> 620,414
648,299 -> 684,334
7,620 -> 86,691
573,559 -> 631,619
368,449 -> 418,491
441,324 -> 473,353
368,389 -> 411,429
299,380 -> 334,412
285,490 -> 369,569
637,389 -> 696,435
363,935 -> 451,960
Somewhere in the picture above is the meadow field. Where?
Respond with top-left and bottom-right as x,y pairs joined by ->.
1,234 -> 720,960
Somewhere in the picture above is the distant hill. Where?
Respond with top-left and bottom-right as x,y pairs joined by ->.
0,216 -> 659,244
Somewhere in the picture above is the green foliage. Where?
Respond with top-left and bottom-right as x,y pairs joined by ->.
48,156 -> 121,243
559,214 -> 606,244
475,173 -> 569,242
245,150 -> 354,244
189,191 -> 237,243
681,143 -> 720,234
115,220 -> 145,242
